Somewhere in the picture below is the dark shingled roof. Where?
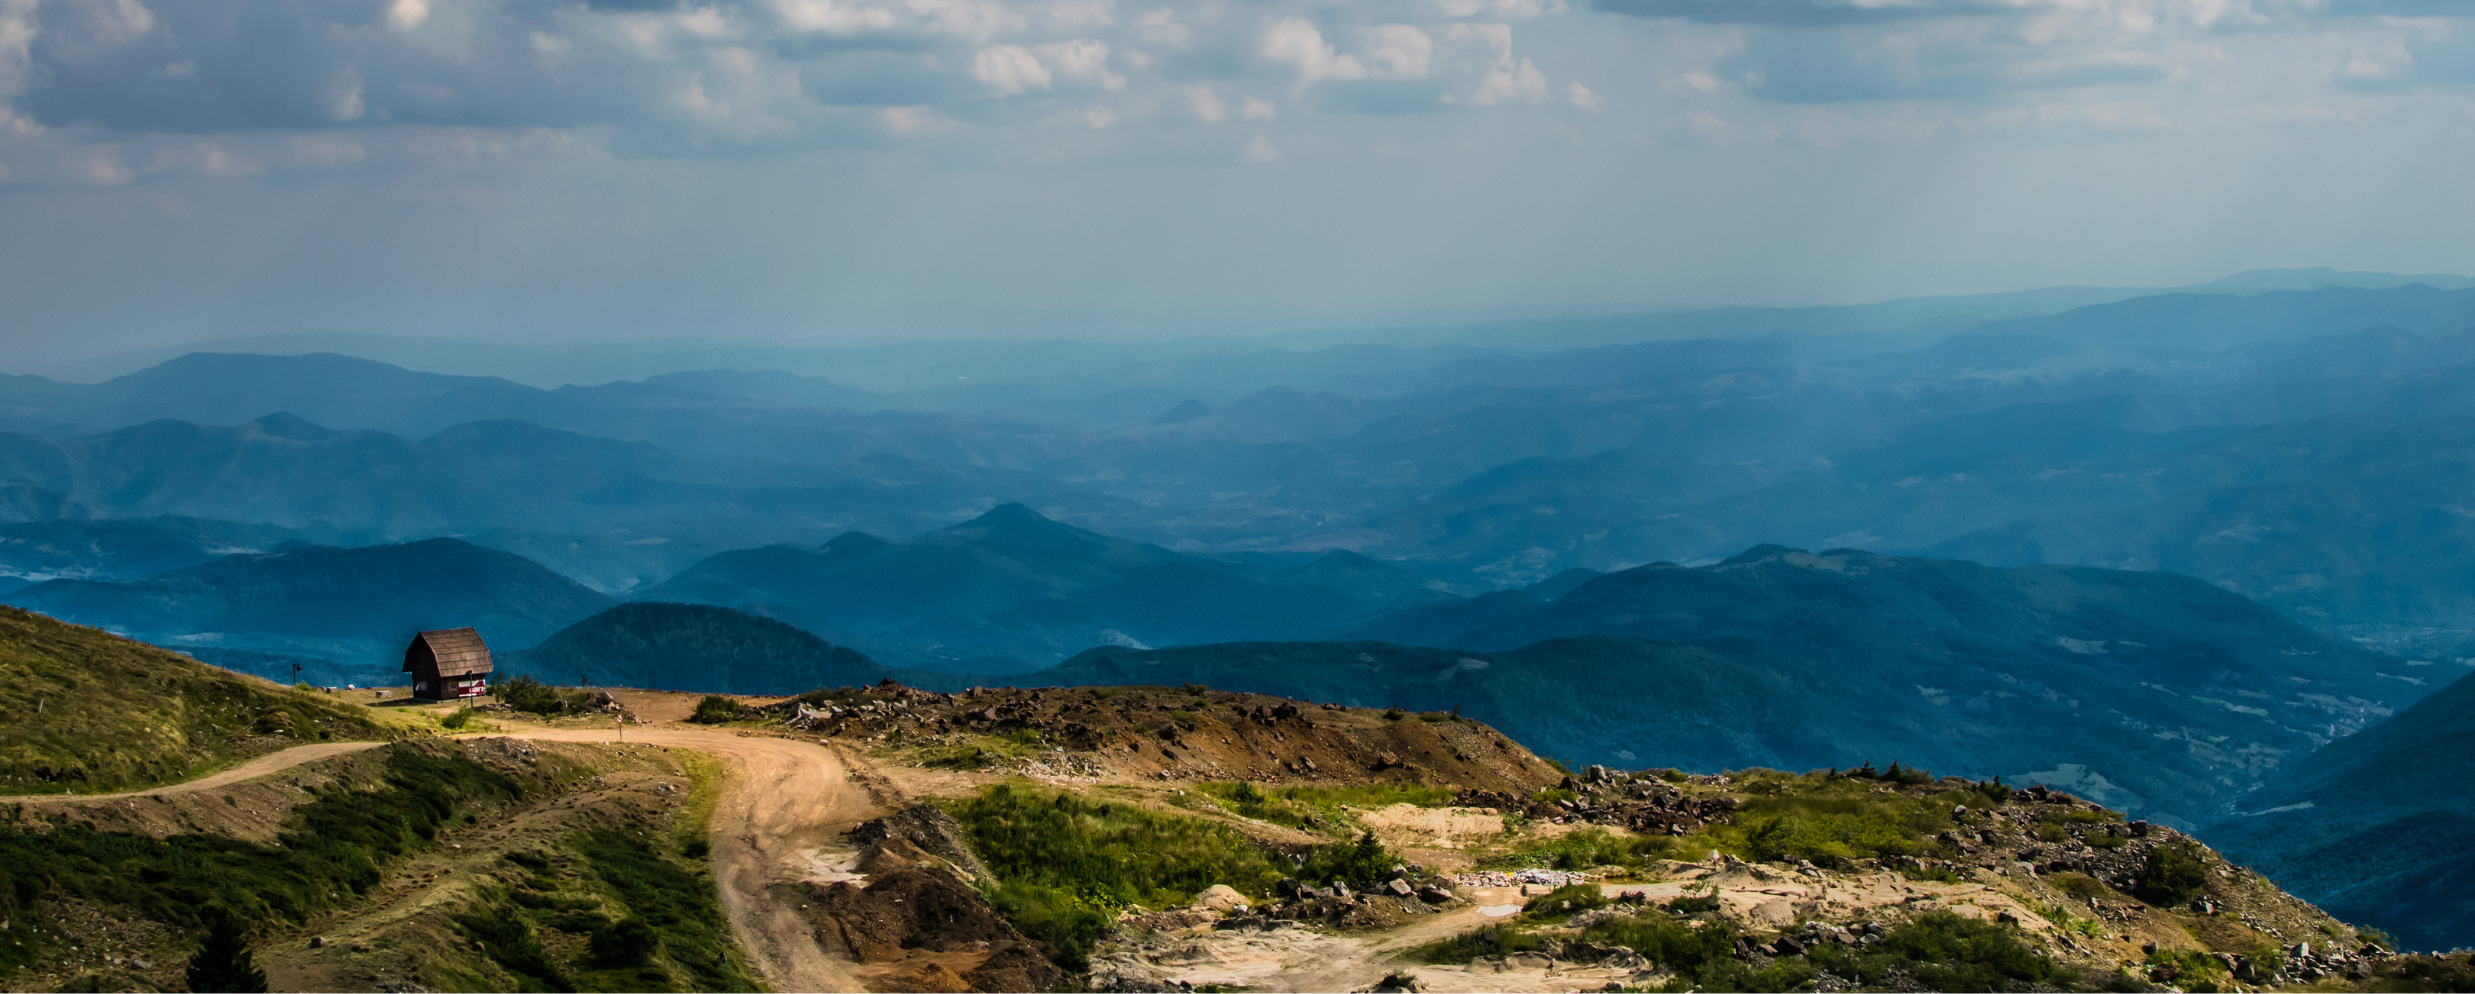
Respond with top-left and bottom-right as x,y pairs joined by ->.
407,627 -> 493,678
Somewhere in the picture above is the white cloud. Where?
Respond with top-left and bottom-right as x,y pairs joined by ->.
1245,129 -> 1279,161
678,7 -> 733,39
1038,39 -> 1126,90
1471,56 -> 1546,104
1362,25 -> 1435,79
94,0 -> 156,43
1261,19 -> 1370,84
1133,7 -> 1191,48
1565,80 -> 1602,111
974,44 -> 1053,95
77,147 -> 131,185
1240,95 -> 1276,119
1083,105 -> 1115,127
1185,83 -> 1226,123
775,0 -> 900,33
387,0 -> 429,32
328,74 -> 367,123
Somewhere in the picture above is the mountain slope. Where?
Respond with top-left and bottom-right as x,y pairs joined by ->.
510,602 -> 888,695
1013,546 -> 2423,827
0,605 -> 387,793
2,538 -> 614,684
2207,666 -> 2475,950
640,504 -> 1439,672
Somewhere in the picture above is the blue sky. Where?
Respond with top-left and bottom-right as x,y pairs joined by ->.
3,0 -> 2473,360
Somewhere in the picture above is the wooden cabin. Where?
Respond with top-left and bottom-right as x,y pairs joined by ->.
405,627 -> 493,701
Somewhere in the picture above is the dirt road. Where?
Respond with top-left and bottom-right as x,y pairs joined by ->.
518,727 -> 878,993
6,725 -> 878,994
0,741 -> 389,806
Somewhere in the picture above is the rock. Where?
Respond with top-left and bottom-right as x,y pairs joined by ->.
1416,885 -> 1453,904
1387,878 -> 1416,897
1194,884 -> 1250,912
310,936 -> 327,949
1772,937 -> 1806,956
1363,971 -> 1426,993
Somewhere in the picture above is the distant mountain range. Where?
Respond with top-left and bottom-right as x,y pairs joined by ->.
642,503 -> 1454,673
1003,545 -> 2423,829
3,539 -> 613,684
2208,665 -> 2475,951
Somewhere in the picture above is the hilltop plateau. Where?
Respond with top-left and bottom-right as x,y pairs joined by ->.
0,594 -> 2453,994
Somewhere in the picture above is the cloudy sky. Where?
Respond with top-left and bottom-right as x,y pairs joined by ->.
2,0 -> 2473,359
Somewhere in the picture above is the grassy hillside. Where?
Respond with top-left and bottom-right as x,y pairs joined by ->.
3,538 -> 616,685
511,602 -> 888,694
0,606 -> 393,794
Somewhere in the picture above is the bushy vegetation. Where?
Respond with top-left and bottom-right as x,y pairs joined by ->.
1411,923 -> 1544,963
687,695 -> 745,724
1196,779 -> 1452,830
1581,909 -> 2069,992
2136,840 -> 2210,907
0,745 -> 523,974
440,706 -> 483,730
1520,883 -> 1609,919
493,675 -> 603,716
1295,831 -> 1403,891
1485,826 -> 1673,872
951,784 -> 1403,971
458,829 -> 753,992
952,784 -> 1292,969
1691,770 -> 2005,868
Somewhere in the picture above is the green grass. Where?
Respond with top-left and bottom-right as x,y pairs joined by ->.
0,606 -> 392,794
951,784 -> 1293,969
0,743 -> 526,975
1520,883 -> 1609,920
951,784 -> 1402,972
1195,780 -> 1453,830
1686,772 -> 2003,868
1410,923 -> 1545,963
1585,909 -> 2073,992
1484,827 -> 1674,872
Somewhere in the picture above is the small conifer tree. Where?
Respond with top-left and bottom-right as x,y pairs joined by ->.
185,910 -> 268,994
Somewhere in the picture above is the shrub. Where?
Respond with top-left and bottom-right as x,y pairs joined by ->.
493,676 -> 597,716
688,696 -> 744,724
2049,872 -> 2114,903
1520,883 -> 1608,919
1487,827 -> 1671,872
185,910 -> 268,994
1296,831 -> 1399,891
1412,924 -> 1544,964
950,785 -> 1290,970
440,707 -> 481,731
2135,841 -> 2209,907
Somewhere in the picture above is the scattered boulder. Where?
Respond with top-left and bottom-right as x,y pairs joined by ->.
1193,884 -> 1250,912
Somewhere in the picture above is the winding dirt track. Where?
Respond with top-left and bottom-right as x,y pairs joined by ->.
2,727 -> 877,993
2,741 -> 389,806
520,727 -> 877,993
